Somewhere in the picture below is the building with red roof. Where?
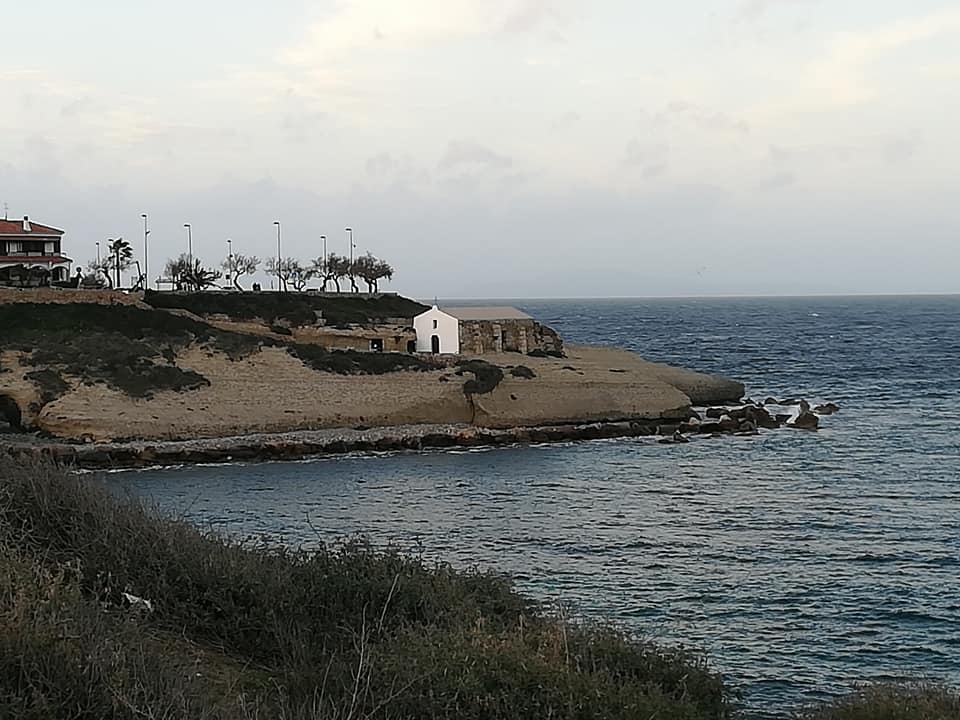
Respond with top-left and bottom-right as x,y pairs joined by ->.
0,216 -> 73,286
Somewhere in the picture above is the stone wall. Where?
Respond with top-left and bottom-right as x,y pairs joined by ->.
294,325 -> 416,353
0,288 -> 144,306
458,319 -> 564,356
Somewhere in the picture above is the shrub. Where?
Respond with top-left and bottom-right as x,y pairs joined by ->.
799,684 -> 960,720
510,365 -> 536,379
23,369 -> 69,405
457,359 -> 505,395
287,343 -> 434,375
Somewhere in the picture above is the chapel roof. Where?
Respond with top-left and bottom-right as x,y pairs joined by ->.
440,306 -> 532,321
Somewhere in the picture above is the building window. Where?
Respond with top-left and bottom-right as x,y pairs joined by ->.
432,319 -> 438,329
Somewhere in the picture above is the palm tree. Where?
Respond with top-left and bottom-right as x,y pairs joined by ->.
108,238 -> 134,288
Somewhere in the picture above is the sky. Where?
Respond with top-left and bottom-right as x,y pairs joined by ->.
1,0 -> 958,298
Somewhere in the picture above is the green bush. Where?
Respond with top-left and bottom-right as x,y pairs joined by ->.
0,458 -> 733,719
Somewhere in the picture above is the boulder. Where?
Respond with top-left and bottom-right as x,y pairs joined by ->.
744,405 -> 779,429
789,411 -> 819,430
656,423 -> 681,436
814,402 -> 840,415
717,416 -> 739,433
705,407 -> 726,419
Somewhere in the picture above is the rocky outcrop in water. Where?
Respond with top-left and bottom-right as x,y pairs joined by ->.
2,392 -> 840,470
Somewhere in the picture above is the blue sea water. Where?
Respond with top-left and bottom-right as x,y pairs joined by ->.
110,296 -> 960,717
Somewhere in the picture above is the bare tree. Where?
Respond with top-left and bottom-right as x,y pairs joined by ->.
371,258 -> 394,292
221,254 -> 260,291
351,253 -> 395,293
312,254 -> 350,293
266,258 -> 315,292
165,254 -> 222,291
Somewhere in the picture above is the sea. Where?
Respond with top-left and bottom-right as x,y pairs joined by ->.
108,295 -> 960,717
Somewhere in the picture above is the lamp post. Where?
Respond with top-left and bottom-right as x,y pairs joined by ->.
183,223 -> 193,266
273,221 -> 282,292
140,213 -> 149,288
320,235 -> 327,291
95,241 -> 100,264
226,238 -> 233,284
345,227 -> 355,293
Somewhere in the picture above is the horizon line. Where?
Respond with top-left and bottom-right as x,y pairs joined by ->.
420,291 -> 960,302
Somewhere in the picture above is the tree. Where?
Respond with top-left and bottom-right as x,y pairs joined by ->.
85,259 -> 112,288
288,261 -> 315,292
351,253 -> 395,293
348,259 -> 359,293
311,253 -> 350,293
310,253 -> 344,292
165,254 -> 222,291
221,254 -> 260,291
267,258 -> 314,292
265,258 -> 315,292
108,238 -> 134,288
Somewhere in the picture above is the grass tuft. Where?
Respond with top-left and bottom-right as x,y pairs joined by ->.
798,684 -> 960,720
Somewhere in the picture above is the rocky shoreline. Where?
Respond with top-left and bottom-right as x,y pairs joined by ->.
1,397 -> 837,470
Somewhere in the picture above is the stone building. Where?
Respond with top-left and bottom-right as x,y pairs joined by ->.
413,306 -> 563,356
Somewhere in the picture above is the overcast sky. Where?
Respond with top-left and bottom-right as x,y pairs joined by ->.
2,1 -> 958,297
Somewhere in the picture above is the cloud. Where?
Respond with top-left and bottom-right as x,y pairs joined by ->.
882,136 -> 921,166
439,140 -> 513,171
756,170 -> 796,191
502,0 -> 571,33
623,140 -> 669,177
665,101 -> 749,134
753,8 -> 960,115
283,0 -> 570,65
733,0 -> 810,23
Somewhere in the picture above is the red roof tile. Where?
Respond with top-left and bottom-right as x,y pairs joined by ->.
0,256 -> 72,264
0,219 -> 65,236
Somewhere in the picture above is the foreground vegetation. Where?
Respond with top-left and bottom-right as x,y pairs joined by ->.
0,458 -> 956,719
1,458 -> 730,719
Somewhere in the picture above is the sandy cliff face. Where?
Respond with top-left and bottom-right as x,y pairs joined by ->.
6,343 -> 743,442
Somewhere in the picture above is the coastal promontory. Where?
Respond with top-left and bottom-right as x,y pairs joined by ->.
0,289 -> 743,457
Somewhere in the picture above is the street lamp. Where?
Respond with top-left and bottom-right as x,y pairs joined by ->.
140,213 -> 149,287
273,221 -> 282,292
320,235 -> 327,291
183,223 -> 192,266
95,241 -> 100,264
345,227 -> 356,293
226,238 -> 233,283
